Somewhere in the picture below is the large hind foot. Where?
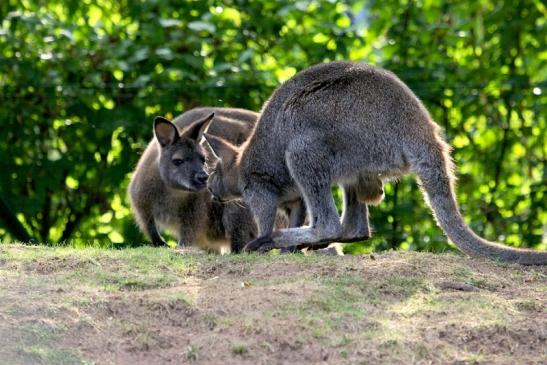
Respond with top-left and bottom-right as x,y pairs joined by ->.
243,229 -> 369,253
273,226 -> 369,251
243,235 -> 277,253
273,227 -> 342,250
242,227 -> 336,253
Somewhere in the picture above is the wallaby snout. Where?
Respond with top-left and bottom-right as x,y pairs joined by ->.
193,170 -> 209,188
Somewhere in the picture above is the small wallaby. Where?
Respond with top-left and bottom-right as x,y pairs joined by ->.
128,107 -> 260,252
203,61 -> 547,264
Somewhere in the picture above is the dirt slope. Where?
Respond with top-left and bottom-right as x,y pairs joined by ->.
0,244 -> 545,364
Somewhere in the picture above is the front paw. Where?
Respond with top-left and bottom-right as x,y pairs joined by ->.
243,236 -> 276,253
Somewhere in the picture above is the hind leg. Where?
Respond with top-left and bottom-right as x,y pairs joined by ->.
286,198 -> 307,228
342,174 -> 385,239
339,174 -> 384,241
278,198 -> 331,252
264,144 -> 343,251
270,188 -> 342,250
340,184 -> 371,240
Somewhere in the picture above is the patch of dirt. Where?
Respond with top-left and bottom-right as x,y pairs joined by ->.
435,322 -> 547,364
23,256 -> 100,274
443,323 -> 546,353
436,281 -> 479,291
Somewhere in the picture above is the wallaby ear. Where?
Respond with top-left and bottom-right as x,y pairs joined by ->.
181,112 -> 215,141
154,116 -> 179,147
202,133 -> 237,162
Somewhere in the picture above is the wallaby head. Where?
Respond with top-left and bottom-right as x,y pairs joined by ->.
154,113 -> 214,191
202,133 -> 241,202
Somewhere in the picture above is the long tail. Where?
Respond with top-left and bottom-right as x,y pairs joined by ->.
411,140 -> 547,265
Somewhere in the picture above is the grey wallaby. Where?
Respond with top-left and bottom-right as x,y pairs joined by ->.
128,107 -> 259,252
203,61 -> 546,264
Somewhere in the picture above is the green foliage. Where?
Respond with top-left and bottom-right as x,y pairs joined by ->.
0,0 -> 545,251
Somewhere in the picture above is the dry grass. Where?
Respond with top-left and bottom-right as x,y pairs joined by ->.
0,244 -> 545,364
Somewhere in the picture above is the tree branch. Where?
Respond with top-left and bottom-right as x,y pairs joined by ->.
0,195 -> 34,243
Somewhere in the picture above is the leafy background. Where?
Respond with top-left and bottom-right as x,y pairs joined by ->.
0,0 -> 545,252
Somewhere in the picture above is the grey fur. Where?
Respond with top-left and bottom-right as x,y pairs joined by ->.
128,107 -> 259,252
205,61 -> 546,264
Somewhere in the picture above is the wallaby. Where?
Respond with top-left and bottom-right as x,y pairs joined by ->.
128,107 -> 259,252
203,61 -> 547,264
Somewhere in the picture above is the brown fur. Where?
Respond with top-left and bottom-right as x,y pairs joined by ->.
128,107 -> 258,252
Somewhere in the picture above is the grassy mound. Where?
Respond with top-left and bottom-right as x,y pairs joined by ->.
0,244 -> 545,364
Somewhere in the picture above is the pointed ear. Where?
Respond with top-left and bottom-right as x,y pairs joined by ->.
154,116 -> 179,147
202,133 -> 237,162
181,112 -> 215,141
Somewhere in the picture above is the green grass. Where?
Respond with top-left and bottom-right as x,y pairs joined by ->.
231,343 -> 249,355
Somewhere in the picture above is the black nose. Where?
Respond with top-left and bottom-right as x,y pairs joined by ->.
195,171 -> 208,184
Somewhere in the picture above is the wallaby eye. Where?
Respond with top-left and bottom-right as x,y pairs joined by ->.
172,158 -> 187,166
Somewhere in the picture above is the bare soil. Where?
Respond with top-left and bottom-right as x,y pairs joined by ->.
0,244 -> 546,364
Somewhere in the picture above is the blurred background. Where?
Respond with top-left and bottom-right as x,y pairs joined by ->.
0,0 -> 545,252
